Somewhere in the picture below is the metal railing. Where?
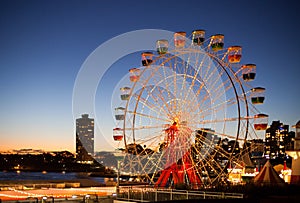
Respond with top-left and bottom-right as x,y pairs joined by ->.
118,186 -> 244,202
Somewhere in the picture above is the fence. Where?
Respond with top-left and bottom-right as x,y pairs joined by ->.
118,186 -> 244,202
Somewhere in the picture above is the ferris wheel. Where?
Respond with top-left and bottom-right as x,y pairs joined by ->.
112,30 -> 267,188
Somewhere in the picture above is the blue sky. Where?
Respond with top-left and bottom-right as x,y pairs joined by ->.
0,0 -> 300,152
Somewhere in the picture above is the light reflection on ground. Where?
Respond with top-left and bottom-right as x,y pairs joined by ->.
0,187 -> 115,201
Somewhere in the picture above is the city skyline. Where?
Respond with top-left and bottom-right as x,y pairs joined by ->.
1,0 -> 300,152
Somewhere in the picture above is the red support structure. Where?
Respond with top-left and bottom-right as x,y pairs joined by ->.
155,122 -> 201,189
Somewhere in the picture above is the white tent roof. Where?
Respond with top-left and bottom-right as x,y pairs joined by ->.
253,160 -> 285,185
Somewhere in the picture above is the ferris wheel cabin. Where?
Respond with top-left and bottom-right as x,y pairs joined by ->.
254,113 -> 269,130
242,64 -> 256,81
113,128 -> 123,141
192,30 -> 205,46
129,68 -> 140,82
156,39 -> 169,54
211,34 -> 224,51
141,52 -> 153,66
251,87 -> 266,104
120,87 -> 131,100
115,107 -> 125,120
174,31 -> 186,48
228,46 -> 242,63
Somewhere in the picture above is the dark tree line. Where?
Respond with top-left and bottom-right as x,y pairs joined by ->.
0,151 -> 106,172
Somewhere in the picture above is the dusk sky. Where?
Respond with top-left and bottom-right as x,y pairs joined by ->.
1,0 -> 300,152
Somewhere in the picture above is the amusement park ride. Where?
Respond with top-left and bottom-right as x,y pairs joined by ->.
111,29 -> 267,188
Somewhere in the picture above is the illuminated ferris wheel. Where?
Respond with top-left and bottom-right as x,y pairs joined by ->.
112,30 -> 267,188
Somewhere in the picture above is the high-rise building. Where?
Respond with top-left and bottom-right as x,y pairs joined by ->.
265,120 -> 291,159
76,114 -> 94,163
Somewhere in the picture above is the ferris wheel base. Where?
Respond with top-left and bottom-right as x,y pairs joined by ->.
154,153 -> 202,189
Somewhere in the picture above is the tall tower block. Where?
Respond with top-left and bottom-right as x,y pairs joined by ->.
76,114 -> 94,163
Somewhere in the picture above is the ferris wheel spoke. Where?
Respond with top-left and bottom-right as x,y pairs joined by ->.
185,82 -> 206,110
128,110 -> 170,123
189,71 -> 233,111
194,136 -> 227,160
124,124 -> 166,131
199,57 -> 213,82
240,120 -> 260,140
194,146 -> 219,184
194,93 -> 238,118
160,65 -> 177,111
209,75 -> 235,102
141,83 -> 174,117
185,97 -> 232,122
182,54 -> 208,103
150,152 -> 166,177
134,131 -> 165,144
129,69 -> 172,127
202,58 -> 227,90
166,57 -> 178,112
184,79 -> 229,116
178,57 -> 191,110
130,93 -> 171,121
144,69 -> 170,95
209,152 -> 227,174
172,57 -> 180,111
152,83 -> 176,115
204,64 -> 227,92
195,128 -> 240,141
131,92 -> 158,110
140,155 -> 158,175
192,117 -> 240,125
199,59 -> 238,104
154,56 -> 178,110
